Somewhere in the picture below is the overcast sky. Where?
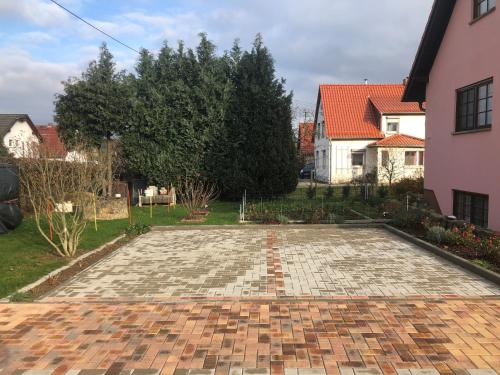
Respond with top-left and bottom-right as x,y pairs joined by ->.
0,0 -> 434,124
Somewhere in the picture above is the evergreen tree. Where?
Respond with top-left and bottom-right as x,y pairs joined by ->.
55,43 -> 130,196
221,34 -> 297,199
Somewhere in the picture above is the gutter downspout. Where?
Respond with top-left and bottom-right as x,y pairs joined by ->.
329,140 -> 332,184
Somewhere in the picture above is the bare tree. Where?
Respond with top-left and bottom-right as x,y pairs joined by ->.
177,177 -> 218,217
378,149 -> 404,187
17,144 -> 107,257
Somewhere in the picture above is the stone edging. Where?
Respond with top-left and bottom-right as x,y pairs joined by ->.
1,234 -> 126,303
384,224 -> 500,286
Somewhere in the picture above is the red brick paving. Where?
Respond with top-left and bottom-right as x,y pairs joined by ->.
0,299 -> 499,374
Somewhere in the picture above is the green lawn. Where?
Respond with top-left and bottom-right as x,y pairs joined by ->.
0,201 -> 239,298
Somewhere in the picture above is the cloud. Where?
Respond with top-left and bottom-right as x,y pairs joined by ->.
0,0 -> 70,27
0,0 -> 434,124
0,48 -> 78,123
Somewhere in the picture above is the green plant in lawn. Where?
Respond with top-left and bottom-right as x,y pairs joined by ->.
334,214 -> 345,224
324,186 -> 334,199
9,291 -> 35,302
471,259 -> 497,271
125,223 -> 151,237
276,214 -> 289,224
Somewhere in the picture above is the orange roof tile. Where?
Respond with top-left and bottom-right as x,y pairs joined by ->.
368,133 -> 425,148
37,125 -> 67,157
298,122 -> 314,155
318,84 -> 421,139
369,96 -> 423,114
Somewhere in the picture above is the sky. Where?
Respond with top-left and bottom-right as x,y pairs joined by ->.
0,0 -> 434,125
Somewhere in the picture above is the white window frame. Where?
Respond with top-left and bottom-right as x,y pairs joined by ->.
386,118 -> 400,134
351,151 -> 364,167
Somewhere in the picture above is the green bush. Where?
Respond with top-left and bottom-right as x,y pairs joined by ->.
125,223 -> 150,237
324,186 -> 335,199
276,214 -> 289,224
426,226 -> 451,245
306,185 -> 316,199
391,207 -> 428,229
342,185 -> 350,200
377,186 -> 389,199
391,177 -> 424,196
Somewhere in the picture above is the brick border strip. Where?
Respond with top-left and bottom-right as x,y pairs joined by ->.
384,224 -> 500,286
0,234 -> 126,303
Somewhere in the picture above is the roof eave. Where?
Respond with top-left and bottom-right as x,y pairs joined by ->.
402,0 -> 457,103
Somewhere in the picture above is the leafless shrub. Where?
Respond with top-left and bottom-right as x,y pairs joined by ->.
16,143 -> 107,257
177,177 -> 218,216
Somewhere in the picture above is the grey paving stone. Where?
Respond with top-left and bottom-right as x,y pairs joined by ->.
354,370 -> 382,375
132,370 -> 160,375
41,227 -> 500,300
17,371 -> 53,375
467,370 -> 498,375
188,371 -> 215,375
243,370 -> 270,375
298,370 -> 326,375
284,369 -> 298,375
409,370 -> 440,375
339,369 -> 355,375
395,370 -> 412,375
229,369 -> 243,375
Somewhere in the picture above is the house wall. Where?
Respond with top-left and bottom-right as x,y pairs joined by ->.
375,147 -> 424,184
327,139 -> 377,184
2,120 -> 40,158
425,0 -> 500,230
314,102 -> 331,182
381,114 -> 425,139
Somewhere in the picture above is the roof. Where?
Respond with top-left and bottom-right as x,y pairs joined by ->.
368,133 -> 425,148
402,0 -> 457,102
369,96 -> 423,115
0,114 -> 41,140
298,122 -> 314,155
317,84 -> 420,139
37,125 -> 67,157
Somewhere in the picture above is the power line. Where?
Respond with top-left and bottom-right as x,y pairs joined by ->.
49,0 -> 140,54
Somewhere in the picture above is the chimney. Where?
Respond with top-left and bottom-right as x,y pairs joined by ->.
364,78 -> 368,85
403,77 -> 408,86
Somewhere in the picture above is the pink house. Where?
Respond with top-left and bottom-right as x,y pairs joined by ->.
403,0 -> 499,231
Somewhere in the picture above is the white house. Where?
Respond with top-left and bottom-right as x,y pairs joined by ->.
313,84 -> 426,184
0,114 -> 41,158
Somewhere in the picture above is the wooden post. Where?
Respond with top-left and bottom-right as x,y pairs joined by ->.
127,188 -> 132,225
47,200 -> 53,241
93,194 -> 98,231
150,196 -> 153,218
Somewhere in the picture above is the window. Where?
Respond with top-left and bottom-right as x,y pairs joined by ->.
456,79 -> 493,132
405,151 -> 417,166
404,151 -> 425,166
418,151 -> 424,166
321,122 -> 325,138
453,190 -> 489,227
386,118 -> 399,133
351,152 -> 364,166
322,150 -> 326,169
474,0 -> 496,19
381,150 -> 389,167
315,151 -> 319,168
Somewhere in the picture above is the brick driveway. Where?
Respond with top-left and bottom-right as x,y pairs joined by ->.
1,226 -> 499,375
41,227 -> 499,301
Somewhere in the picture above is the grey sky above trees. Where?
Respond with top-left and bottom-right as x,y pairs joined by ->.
0,0 -> 433,124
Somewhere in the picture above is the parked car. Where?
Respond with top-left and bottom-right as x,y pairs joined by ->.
299,163 -> 315,179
